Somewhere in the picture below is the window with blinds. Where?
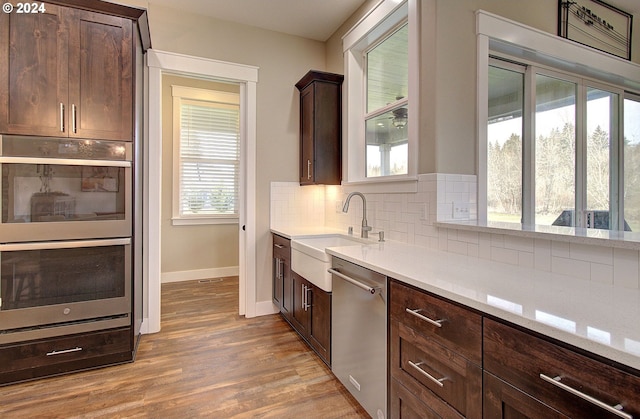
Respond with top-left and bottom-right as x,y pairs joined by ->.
172,86 -> 240,223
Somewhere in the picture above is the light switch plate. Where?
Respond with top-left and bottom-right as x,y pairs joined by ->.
452,202 -> 470,220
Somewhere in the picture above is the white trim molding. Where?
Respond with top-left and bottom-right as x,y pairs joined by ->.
144,49 -> 259,334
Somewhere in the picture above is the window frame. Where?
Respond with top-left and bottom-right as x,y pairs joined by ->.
171,85 -> 241,226
342,0 -> 419,193
488,56 -> 628,230
477,11 -> 640,233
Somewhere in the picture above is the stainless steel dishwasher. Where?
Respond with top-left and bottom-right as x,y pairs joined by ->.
330,257 -> 387,419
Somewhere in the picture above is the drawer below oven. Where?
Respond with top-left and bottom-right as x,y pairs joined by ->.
0,327 -> 133,385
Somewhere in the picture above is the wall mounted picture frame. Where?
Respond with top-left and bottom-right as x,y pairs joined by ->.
558,0 -> 633,60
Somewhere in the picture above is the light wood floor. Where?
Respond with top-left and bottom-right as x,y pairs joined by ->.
0,277 -> 369,419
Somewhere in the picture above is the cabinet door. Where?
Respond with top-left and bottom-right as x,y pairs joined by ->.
68,10 -> 132,141
281,258 -> 293,321
0,3 -> 69,136
484,372 -> 569,419
290,272 -> 309,336
299,85 -> 314,184
307,283 -> 331,365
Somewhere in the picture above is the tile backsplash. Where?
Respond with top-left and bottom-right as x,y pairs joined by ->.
270,174 -> 640,289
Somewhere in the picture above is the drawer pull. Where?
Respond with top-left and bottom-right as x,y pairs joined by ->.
408,360 -> 447,387
274,243 -> 285,249
405,308 -> 444,328
540,374 -> 632,419
46,347 -> 83,356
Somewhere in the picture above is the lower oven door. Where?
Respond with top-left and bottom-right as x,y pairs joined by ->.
0,238 -> 131,344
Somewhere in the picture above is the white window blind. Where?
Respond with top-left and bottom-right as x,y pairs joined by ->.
172,86 -> 240,222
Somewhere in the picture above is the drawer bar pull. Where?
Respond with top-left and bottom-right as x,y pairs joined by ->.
540,374 -> 632,419
46,347 -> 83,356
405,308 -> 444,328
408,360 -> 447,387
274,243 -> 285,249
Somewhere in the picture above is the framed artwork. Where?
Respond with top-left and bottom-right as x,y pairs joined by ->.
558,0 -> 633,60
81,167 -> 119,192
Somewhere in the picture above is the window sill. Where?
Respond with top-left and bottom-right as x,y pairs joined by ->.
172,217 -> 239,226
342,176 -> 418,194
435,220 -> 640,250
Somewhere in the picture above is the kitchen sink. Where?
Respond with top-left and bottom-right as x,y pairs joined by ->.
291,235 -> 368,292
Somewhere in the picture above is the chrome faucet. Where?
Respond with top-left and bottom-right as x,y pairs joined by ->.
342,192 -> 372,238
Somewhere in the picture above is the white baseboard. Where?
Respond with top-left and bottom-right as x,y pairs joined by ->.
161,266 -> 239,283
254,300 -> 280,317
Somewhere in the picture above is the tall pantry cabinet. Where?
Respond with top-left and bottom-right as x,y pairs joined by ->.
0,0 -> 150,384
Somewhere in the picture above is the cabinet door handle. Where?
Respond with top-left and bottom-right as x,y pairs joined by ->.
274,244 -> 284,249
307,159 -> 311,180
60,103 -> 65,132
408,360 -> 447,387
302,284 -> 311,311
302,284 -> 306,311
71,104 -> 77,133
405,308 -> 445,328
274,257 -> 280,279
540,374 -> 632,419
47,347 -> 83,356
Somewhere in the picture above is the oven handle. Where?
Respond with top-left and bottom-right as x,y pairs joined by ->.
0,156 -> 131,167
0,238 -> 131,251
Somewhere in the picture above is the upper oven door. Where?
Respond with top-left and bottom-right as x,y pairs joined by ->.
0,136 -> 131,242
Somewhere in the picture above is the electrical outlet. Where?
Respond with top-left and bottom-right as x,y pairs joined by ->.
452,202 -> 470,220
335,200 -> 343,213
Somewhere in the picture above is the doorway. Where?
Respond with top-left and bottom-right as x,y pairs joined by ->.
144,50 -> 258,333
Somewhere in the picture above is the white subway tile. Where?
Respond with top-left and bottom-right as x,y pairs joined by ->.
613,248 -> 640,289
590,263 -> 613,284
534,239 -> 552,271
570,243 -> 613,265
491,246 -> 519,266
552,256 -> 590,279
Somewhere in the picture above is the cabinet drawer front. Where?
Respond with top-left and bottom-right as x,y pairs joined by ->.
390,280 -> 481,364
0,328 -> 131,373
484,318 -> 640,418
484,371 -> 570,419
391,378 -> 464,419
273,235 -> 291,260
391,321 -> 482,419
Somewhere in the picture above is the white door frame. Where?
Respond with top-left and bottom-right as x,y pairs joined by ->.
143,49 -> 258,333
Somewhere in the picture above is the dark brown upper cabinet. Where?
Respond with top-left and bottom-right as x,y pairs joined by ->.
0,3 -> 133,141
295,70 -> 343,185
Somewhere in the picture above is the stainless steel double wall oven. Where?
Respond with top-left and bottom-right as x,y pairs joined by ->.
0,135 -> 133,344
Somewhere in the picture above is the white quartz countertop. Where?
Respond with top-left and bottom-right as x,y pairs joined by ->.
271,227 -> 640,372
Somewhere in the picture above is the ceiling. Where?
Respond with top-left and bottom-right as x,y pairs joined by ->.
147,0 -> 368,41
146,0 -> 639,42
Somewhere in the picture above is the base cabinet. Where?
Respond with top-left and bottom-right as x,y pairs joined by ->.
272,234 -> 292,321
389,280 -> 482,419
290,271 -> 331,366
484,318 -> 640,419
390,280 -> 640,419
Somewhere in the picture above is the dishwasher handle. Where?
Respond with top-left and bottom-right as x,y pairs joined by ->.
328,268 -> 380,295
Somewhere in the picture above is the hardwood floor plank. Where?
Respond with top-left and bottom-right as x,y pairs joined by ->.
0,277 -> 370,419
